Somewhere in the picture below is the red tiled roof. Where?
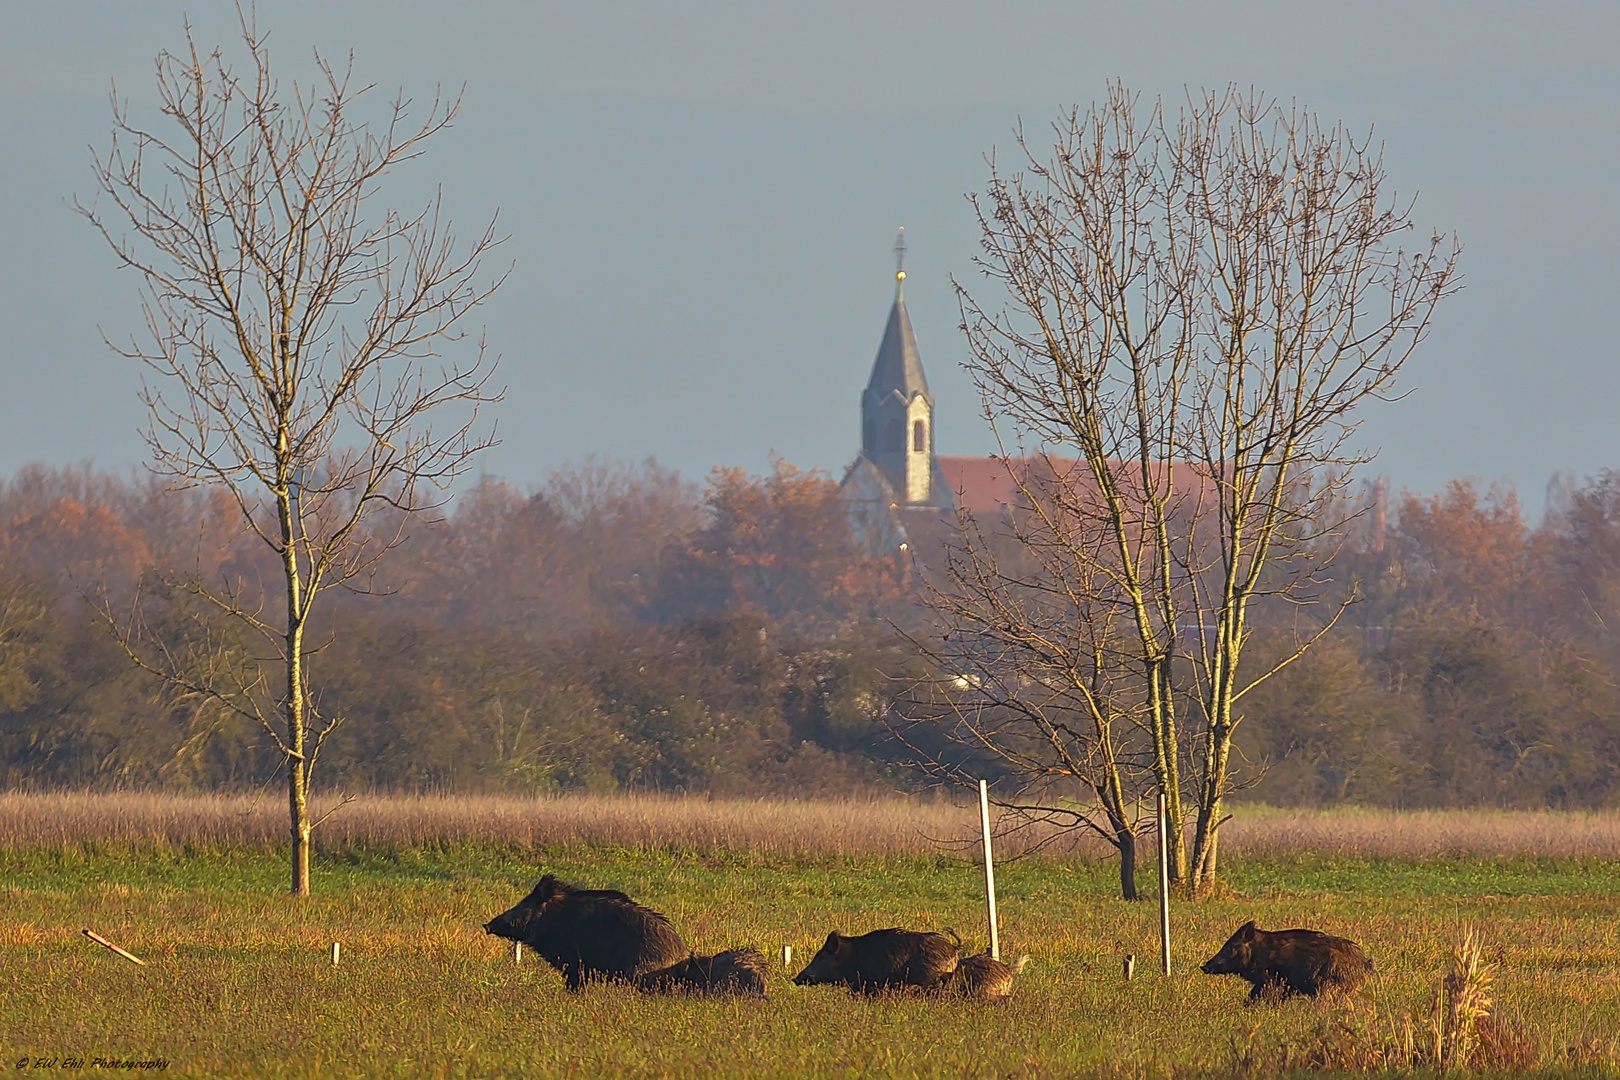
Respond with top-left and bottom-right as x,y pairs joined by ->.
937,455 -> 1216,516
936,456 -> 1033,514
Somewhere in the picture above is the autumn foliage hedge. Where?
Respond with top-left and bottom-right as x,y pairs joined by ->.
3,460 -> 1619,806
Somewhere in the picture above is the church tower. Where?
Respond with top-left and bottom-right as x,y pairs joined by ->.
857,228 -> 946,507
841,229 -> 954,555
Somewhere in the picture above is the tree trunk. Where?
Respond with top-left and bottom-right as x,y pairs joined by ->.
1095,720 -> 1141,902
282,483 -> 311,896
287,616 -> 310,896
1190,723 -> 1233,894
1194,803 -> 1220,888
1117,828 -> 1139,901
290,775 -> 310,895
1190,597 -> 1243,894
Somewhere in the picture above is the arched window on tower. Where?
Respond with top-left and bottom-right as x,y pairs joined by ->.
863,419 -> 875,452
913,419 -> 927,453
885,419 -> 904,453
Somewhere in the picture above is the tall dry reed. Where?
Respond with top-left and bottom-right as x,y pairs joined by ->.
0,791 -> 1009,856
1219,804 -> 1620,859
2,792 -> 1618,857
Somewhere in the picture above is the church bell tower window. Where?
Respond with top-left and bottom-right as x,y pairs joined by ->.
913,419 -> 927,452
886,418 -> 904,454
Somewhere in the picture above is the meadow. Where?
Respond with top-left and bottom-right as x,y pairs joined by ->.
2,795 -> 1619,1078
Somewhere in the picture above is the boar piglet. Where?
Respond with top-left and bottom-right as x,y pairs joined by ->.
938,952 -> 1030,1001
792,928 -> 960,994
1201,920 -> 1373,1002
483,873 -> 687,991
636,948 -> 769,997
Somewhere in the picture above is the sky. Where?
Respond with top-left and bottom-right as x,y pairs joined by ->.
2,1 -> 1617,518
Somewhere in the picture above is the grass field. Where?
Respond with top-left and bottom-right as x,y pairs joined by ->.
2,796 -> 1619,1078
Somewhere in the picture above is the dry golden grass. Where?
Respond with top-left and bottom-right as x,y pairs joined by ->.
3,790 -> 1620,858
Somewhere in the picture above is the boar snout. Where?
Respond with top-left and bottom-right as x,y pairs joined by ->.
791,957 -> 831,986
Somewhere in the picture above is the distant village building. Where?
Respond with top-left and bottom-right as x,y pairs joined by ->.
838,230 -> 1213,559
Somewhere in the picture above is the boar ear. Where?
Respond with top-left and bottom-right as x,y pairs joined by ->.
1239,920 -> 1258,935
823,931 -> 842,948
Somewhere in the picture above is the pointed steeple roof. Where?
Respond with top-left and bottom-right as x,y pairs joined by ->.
864,237 -> 930,405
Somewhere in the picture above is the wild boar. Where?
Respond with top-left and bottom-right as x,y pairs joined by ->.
792,928 -> 960,994
636,948 -> 769,997
1201,920 -> 1374,1002
938,952 -> 1030,1001
483,874 -> 687,991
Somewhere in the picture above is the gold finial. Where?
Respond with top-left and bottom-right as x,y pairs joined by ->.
894,227 -> 907,282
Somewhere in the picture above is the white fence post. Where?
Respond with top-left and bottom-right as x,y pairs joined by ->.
82,928 -> 145,966
979,778 -> 1000,962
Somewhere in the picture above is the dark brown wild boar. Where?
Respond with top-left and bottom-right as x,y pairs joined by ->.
938,952 -> 1030,1001
636,948 -> 769,997
792,928 -> 960,994
1201,920 -> 1373,1002
483,874 -> 686,991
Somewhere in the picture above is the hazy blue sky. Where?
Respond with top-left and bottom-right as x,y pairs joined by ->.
2,2 -> 1616,515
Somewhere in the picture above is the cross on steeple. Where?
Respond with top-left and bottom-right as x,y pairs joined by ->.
893,227 -> 907,290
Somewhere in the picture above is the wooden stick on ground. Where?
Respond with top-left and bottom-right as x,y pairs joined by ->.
82,928 -> 146,966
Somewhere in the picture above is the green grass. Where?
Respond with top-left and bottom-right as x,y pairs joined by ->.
3,846 -> 1618,1078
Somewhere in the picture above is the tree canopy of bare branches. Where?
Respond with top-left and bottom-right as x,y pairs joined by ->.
77,14 -> 504,893
902,474 -> 1155,898
931,85 -> 1459,895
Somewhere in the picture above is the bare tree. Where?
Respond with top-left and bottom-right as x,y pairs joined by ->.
950,85 -> 1458,893
78,15 -> 504,894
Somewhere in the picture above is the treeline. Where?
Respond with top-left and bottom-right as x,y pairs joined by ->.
1240,476 -> 1620,808
3,462 -> 1620,807
0,460 -> 911,794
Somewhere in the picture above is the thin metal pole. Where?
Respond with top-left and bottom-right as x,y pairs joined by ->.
1157,790 -> 1171,976
979,778 -> 1000,962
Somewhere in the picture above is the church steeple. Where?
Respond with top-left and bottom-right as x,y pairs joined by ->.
860,227 -> 939,506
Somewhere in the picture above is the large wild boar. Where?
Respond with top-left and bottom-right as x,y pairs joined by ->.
1201,920 -> 1374,1002
938,952 -> 1030,1001
792,928 -> 960,994
636,948 -> 769,997
483,874 -> 687,991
